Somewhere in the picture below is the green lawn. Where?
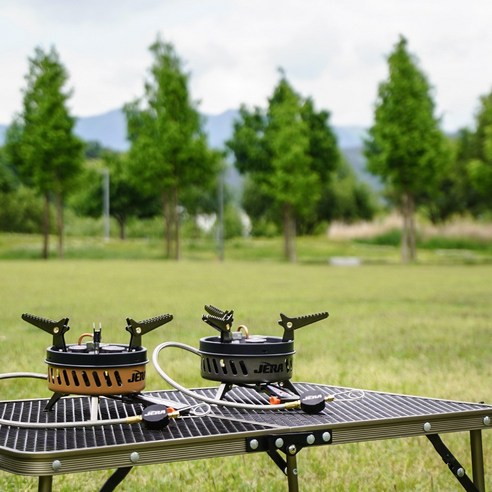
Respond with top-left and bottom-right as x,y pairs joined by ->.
0,259 -> 490,490
2,230 -> 492,264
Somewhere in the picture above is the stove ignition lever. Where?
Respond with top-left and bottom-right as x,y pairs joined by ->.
125,314 -> 173,350
21,313 -> 70,351
278,311 -> 329,341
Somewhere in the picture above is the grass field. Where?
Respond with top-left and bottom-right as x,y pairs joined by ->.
2,230 -> 492,264
0,258 -> 491,491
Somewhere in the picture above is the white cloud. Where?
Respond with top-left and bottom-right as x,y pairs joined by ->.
1,0 -> 492,131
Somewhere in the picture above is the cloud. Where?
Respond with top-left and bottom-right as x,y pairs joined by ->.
1,0 -> 492,131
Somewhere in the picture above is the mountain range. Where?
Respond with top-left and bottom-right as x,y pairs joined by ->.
0,109 -> 375,187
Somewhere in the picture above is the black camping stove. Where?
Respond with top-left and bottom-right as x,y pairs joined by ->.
22,312 -> 174,411
200,305 -> 329,401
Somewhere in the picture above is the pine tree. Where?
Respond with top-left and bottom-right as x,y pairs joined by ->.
6,46 -> 83,258
265,75 -> 315,261
467,91 -> 492,212
364,36 -> 449,262
124,38 -> 219,259
228,71 -> 340,262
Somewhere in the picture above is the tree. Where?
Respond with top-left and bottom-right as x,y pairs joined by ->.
364,36 -> 449,262
265,75 -> 316,261
70,150 -> 160,239
316,157 -> 378,226
240,176 -> 280,236
0,143 -> 43,233
423,131 -> 476,223
5,46 -> 83,258
467,90 -> 492,214
124,38 -> 220,259
227,71 -> 340,261
0,142 -> 19,193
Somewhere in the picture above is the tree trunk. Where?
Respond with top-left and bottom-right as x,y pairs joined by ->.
116,216 -> 126,240
401,192 -> 416,263
55,192 -> 64,258
42,193 -> 50,260
161,187 -> 180,260
283,202 -> 297,263
173,186 -> 180,261
162,189 -> 171,258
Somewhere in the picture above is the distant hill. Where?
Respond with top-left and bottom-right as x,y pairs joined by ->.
1,108 -> 367,151
202,109 -> 368,153
74,109 -> 128,151
0,111 -> 130,151
203,109 -> 239,149
0,108 -> 374,186
342,146 -> 381,190
200,110 -> 375,187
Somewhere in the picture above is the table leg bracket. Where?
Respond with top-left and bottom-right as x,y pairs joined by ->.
247,430 -> 333,454
246,430 -> 332,473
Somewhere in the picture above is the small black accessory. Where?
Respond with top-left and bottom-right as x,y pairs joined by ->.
142,405 -> 171,430
299,391 -> 326,414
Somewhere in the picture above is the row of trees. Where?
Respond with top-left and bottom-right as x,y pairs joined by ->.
1,40 -> 223,259
1,35 -> 491,261
0,36 -> 375,260
227,35 -> 492,262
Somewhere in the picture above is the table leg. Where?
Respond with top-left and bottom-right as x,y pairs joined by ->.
286,453 -> 299,492
38,475 -> 53,492
470,430 -> 485,492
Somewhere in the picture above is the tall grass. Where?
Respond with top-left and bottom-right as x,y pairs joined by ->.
0,260 -> 490,490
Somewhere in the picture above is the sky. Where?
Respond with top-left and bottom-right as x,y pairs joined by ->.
1,0 -> 491,131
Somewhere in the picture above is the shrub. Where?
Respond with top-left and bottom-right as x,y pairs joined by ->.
0,187 -> 45,233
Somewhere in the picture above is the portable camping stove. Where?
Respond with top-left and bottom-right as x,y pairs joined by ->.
199,305 -> 329,401
22,312 -> 174,412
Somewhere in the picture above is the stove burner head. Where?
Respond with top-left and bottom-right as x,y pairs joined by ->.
22,312 -> 173,397
199,305 -> 328,386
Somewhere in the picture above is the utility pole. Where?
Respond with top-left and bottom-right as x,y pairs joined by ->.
103,168 -> 110,241
217,172 -> 224,261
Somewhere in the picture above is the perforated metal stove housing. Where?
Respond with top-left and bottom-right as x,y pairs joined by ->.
46,344 -> 148,396
199,335 -> 295,384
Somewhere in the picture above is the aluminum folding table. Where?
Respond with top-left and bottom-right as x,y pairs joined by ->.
0,383 -> 490,491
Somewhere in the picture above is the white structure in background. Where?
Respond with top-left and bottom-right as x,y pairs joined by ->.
196,210 -> 251,237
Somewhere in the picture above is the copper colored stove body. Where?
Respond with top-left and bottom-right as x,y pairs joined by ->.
21,312 -> 173,401
46,344 -> 148,396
